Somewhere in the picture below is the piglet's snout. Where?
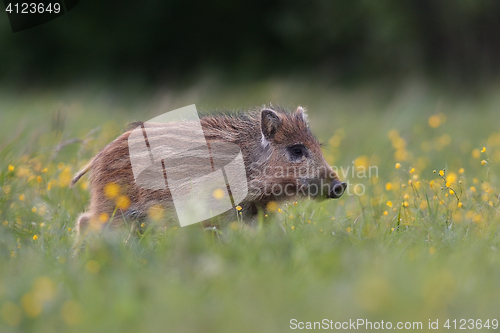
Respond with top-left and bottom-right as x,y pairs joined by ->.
329,180 -> 347,199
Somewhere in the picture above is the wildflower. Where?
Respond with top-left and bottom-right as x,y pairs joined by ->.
148,205 -> 164,221
385,182 -> 392,191
104,182 -> 120,199
403,201 -> 409,207
98,213 -> 109,223
481,160 -> 487,166
403,193 -> 409,200
395,163 -> 401,169
266,201 -> 278,212
8,165 -> 14,172
446,182 -> 451,187
386,201 -> 393,207
31,207 -> 37,213
47,182 -> 52,191
446,172 -> 457,183
346,227 -> 351,233
458,202 -> 463,208
235,205 -> 242,211
449,190 -> 455,195
68,228 -> 72,232
33,235 -> 38,241
36,176 -> 42,183
428,115 -> 442,128
459,168 -> 465,174
116,196 -> 130,210
212,188 -> 225,200
481,147 -> 486,153
41,168 -> 48,173
39,223 -> 44,227
291,226 -> 295,231
19,194 -> 25,201
439,170 -> 445,177
429,180 -> 435,188
383,211 -> 388,216
140,223 -> 146,228
409,167 -> 415,174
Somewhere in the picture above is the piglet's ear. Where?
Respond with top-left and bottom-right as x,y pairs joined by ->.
261,108 -> 281,140
295,106 -> 308,123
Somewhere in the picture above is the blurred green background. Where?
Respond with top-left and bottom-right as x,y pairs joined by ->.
2,1 -> 500,333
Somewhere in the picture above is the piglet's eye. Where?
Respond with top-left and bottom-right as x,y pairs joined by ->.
287,144 -> 307,160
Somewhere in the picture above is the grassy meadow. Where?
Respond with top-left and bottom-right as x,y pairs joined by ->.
1,79 -> 500,332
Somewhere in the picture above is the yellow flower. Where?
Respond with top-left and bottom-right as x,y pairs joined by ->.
104,182 -> 120,199
116,196 -> 130,210
409,167 -> 415,174
235,205 -> 242,211
68,228 -> 72,232
8,165 -> 14,172
18,194 -> 25,201
428,115 -> 441,128
472,149 -> 480,159
36,176 -> 42,183
385,182 -> 392,191
403,201 -> 409,207
481,160 -> 487,166
41,168 -> 48,173
383,211 -> 388,216
470,186 -> 476,192
212,188 -> 225,200
140,223 -> 146,228
439,170 -> 445,177
98,213 -> 109,223
266,201 -> 278,212
291,226 -> 295,231
458,168 -> 465,174
449,190 -> 455,195
31,207 -> 37,213
446,182 -> 451,187
458,202 -> 463,208
481,147 -> 486,153
395,163 -> 401,169
148,205 -> 164,221
33,235 -> 38,241
386,201 -> 393,207
47,182 -> 52,191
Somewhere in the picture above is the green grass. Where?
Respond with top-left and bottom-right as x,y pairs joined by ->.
1,79 -> 500,332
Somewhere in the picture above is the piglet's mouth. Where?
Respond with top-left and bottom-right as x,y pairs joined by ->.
329,180 -> 347,199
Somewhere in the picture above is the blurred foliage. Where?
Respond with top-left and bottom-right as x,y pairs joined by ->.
1,0 -> 500,86
2,82 -> 500,331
